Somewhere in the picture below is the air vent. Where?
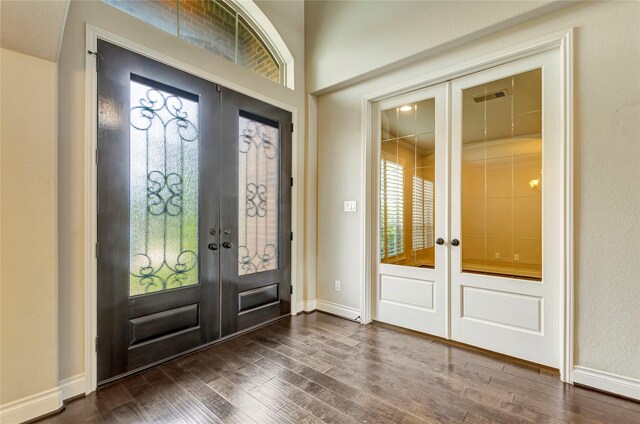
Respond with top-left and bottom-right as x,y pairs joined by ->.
473,89 -> 511,103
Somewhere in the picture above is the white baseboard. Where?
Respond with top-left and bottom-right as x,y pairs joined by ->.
0,374 -> 86,424
316,299 -> 361,321
59,374 -> 86,401
572,366 -> 640,400
0,387 -> 62,424
295,299 -> 317,314
304,299 -> 317,312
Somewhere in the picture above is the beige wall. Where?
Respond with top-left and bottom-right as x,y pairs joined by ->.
305,0 -> 570,93
312,1 -> 640,379
58,0 -> 306,381
0,48 -> 59,404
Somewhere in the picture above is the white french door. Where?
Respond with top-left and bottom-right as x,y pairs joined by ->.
373,84 -> 448,337
374,50 -> 561,368
450,50 -> 560,367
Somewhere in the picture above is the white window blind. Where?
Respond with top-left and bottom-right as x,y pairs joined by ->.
412,176 -> 434,251
380,158 -> 404,259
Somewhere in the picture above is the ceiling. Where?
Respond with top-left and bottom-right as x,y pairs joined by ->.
380,68 -> 542,153
1,0 -> 70,62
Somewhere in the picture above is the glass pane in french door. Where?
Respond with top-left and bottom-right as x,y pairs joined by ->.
380,98 -> 436,268
129,78 -> 200,296
238,111 -> 280,275
461,68 -> 542,280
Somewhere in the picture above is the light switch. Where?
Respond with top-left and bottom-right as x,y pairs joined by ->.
343,200 -> 357,212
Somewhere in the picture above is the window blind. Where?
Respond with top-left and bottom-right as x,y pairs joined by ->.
380,158 -> 404,259
412,176 -> 434,251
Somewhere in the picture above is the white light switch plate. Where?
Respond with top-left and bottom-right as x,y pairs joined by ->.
344,200 -> 357,212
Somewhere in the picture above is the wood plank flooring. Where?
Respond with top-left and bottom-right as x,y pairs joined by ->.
39,312 -> 640,423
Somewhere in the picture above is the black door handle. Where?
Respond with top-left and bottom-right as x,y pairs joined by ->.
208,243 -> 218,251
222,241 -> 233,249
451,239 -> 460,246
436,238 -> 444,245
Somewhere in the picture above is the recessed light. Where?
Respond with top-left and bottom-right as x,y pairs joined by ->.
400,105 -> 413,112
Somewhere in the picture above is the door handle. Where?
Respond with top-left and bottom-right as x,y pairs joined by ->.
436,238 -> 445,245
222,241 -> 233,249
451,239 -> 460,246
208,243 -> 218,251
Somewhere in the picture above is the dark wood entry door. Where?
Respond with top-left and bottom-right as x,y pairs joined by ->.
220,90 -> 292,337
96,41 -> 291,384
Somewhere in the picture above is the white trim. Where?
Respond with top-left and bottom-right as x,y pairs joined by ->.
85,25 -> 99,395
0,387 -> 62,424
305,299 -> 317,312
85,24 -> 300,394
560,29 -> 575,385
227,0 -> 295,89
316,300 -> 361,321
0,375 -> 87,424
59,374 -> 86,401
360,94 -> 373,325
360,29 -> 574,381
296,299 -> 317,313
572,366 -> 640,401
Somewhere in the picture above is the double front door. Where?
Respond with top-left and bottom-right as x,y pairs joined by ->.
374,50 -> 561,368
97,41 -> 292,383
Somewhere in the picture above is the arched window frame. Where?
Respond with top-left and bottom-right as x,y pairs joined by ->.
101,0 -> 295,88
226,0 -> 295,89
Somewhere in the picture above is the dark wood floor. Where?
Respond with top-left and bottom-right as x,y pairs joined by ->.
39,312 -> 639,423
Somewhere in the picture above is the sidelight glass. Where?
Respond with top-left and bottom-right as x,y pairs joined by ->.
380,99 -> 436,268
238,111 -> 280,275
129,78 -> 200,296
461,68 -> 542,280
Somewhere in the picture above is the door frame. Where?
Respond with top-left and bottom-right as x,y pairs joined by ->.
84,24 -> 300,394
361,29 -> 574,382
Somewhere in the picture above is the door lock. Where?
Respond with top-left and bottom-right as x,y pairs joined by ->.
222,241 -> 233,249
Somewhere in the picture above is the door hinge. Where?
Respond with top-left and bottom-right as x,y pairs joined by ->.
290,177 -> 293,187
216,84 -> 221,93
88,50 -> 101,72
95,148 -> 99,165
95,336 -> 99,352
95,242 -> 99,258
290,285 -> 293,295
290,232 -> 293,241
291,123 -> 294,133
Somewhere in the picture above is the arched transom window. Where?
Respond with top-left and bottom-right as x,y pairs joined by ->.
102,0 -> 293,87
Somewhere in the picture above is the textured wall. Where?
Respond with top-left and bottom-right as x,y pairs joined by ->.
312,1 -> 640,379
0,48 -> 59,404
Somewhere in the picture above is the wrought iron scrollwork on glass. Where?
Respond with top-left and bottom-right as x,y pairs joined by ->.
238,114 -> 279,275
129,79 -> 200,296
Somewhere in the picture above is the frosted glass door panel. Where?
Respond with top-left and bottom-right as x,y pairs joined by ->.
238,112 -> 280,275
461,68 -> 542,280
129,79 -> 200,296
380,99 -> 436,268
